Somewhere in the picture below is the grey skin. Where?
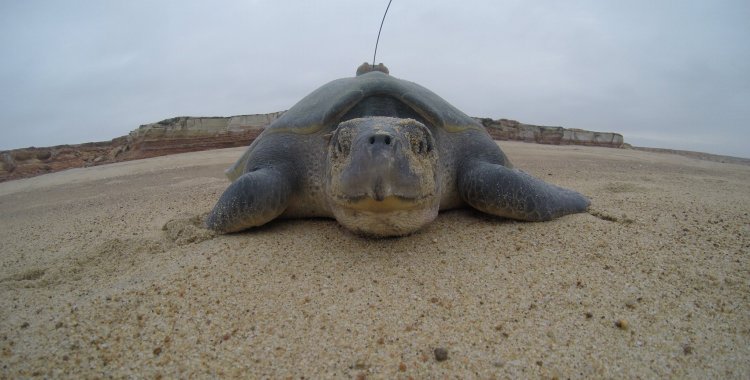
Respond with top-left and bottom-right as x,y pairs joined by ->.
206,63 -> 590,237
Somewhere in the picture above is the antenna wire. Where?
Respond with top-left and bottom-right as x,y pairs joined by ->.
373,0 -> 393,66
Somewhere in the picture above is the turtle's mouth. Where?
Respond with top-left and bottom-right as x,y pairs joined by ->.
335,194 -> 429,213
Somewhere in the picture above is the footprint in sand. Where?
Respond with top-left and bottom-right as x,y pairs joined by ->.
162,214 -> 216,246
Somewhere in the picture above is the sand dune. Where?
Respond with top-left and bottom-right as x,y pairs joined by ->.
1,141 -> 748,378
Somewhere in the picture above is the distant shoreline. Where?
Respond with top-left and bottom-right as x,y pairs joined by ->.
630,146 -> 750,166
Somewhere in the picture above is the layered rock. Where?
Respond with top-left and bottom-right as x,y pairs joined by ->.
123,113 -> 282,159
0,113 -> 282,182
476,118 -> 624,148
0,138 -> 128,182
1,112 -> 622,182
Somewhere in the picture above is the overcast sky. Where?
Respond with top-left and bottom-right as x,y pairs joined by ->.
1,0 -> 748,158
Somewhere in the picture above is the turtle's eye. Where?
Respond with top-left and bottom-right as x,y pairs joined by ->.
410,133 -> 433,155
415,138 -> 432,154
332,132 -> 351,157
400,120 -> 434,156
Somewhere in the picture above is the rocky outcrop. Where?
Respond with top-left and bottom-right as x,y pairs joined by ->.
123,113 -> 282,160
475,118 -> 624,148
1,112 -> 623,182
0,138 -> 128,182
0,113 -> 282,182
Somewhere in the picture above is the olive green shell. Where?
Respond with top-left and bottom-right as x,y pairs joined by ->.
266,71 -> 483,134
225,71 -> 484,181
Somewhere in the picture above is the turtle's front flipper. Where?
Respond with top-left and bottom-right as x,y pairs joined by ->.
206,167 -> 294,233
458,161 -> 590,221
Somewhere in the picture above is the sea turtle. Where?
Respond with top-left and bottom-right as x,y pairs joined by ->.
206,63 -> 590,236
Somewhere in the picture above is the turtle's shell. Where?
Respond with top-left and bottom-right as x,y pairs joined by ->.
267,71 -> 483,135
225,71 -> 487,181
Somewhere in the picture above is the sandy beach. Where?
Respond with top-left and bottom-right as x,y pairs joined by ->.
1,141 -> 748,378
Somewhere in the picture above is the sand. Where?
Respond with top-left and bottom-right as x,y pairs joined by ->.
1,141 -> 748,378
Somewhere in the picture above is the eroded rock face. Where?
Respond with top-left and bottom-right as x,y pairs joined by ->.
476,118 -> 624,148
0,138 -> 129,182
124,113 -> 282,159
0,113 -> 282,182
0,112 -> 621,182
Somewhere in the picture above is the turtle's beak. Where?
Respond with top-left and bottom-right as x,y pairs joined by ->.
338,129 -> 422,202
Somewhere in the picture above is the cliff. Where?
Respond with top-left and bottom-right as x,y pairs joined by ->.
1,112 -> 622,182
475,118 -> 624,148
0,139 -> 127,182
0,113 -> 281,182
124,113 -> 282,159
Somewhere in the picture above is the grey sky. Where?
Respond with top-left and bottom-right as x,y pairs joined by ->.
1,0 -> 748,158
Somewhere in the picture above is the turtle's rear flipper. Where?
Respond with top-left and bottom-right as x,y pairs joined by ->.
206,167 -> 294,233
458,161 -> 590,221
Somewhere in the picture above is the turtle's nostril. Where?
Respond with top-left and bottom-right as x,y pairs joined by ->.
369,134 -> 393,146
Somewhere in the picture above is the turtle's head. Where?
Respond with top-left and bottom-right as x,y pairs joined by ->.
325,117 -> 440,237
